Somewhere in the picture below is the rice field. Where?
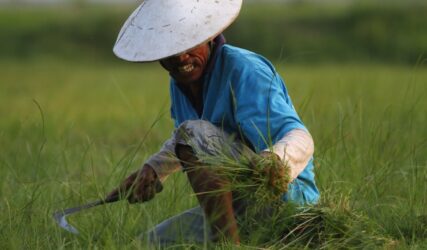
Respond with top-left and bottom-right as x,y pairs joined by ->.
0,59 -> 426,249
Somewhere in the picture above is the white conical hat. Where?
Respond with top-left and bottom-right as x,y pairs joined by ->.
113,0 -> 242,62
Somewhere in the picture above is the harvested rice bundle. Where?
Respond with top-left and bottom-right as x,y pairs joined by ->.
239,199 -> 395,248
193,144 -> 394,248
248,151 -> 291,202
195,144 -> 291,204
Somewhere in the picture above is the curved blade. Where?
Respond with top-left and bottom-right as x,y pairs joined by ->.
53,212 -> 79,234
52,200 -> 104,234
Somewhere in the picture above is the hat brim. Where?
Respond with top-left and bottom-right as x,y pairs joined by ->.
113,0 -> 242,62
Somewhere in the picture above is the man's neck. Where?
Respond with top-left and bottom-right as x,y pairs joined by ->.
176,80 -> 204,116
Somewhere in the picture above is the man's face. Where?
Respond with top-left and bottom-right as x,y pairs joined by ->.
160,43 -> 211,85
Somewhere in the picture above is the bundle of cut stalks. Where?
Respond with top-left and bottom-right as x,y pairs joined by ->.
195,146 -> 394,248
247,151 -> 291,202
239,200 -> 395,248
196,144 -> 291,204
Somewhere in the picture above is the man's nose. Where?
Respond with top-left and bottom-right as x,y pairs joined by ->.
172,53 -> 190,63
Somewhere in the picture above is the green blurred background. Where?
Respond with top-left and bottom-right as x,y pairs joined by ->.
1,0 -> 426,65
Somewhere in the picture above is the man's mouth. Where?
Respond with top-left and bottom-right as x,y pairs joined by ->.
178,64 -> 195,73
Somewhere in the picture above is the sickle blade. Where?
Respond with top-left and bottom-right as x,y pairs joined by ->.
53,211 -> 79,234
53,200 -> 104,234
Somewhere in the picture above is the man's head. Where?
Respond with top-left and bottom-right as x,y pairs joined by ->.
159,42 -> 211,85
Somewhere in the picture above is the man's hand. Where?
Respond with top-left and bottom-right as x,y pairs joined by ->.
259,151 -> 289,188
250,151 -> 291,199
106,164 -> 163,204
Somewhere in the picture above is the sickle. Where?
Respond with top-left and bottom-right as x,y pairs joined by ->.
53,180 -> 163,234
52,195 -> 119,234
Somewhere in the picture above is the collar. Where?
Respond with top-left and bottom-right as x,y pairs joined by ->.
204,34 -> 226,74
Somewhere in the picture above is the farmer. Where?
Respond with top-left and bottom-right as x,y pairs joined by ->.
108,0 -> 319,245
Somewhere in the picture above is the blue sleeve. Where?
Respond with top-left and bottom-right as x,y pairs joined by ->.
232,64 -> 306,152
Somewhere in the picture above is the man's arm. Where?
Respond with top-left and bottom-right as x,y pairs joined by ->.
230,61 -> 314,183
144,136 -> 181,182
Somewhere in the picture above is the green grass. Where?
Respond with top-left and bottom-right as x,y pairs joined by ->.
0,59 -> 426,249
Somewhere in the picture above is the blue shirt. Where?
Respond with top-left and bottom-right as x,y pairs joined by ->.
169,44 -> 319,205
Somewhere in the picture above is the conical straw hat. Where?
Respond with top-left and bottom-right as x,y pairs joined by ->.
113,0 -> 242,62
